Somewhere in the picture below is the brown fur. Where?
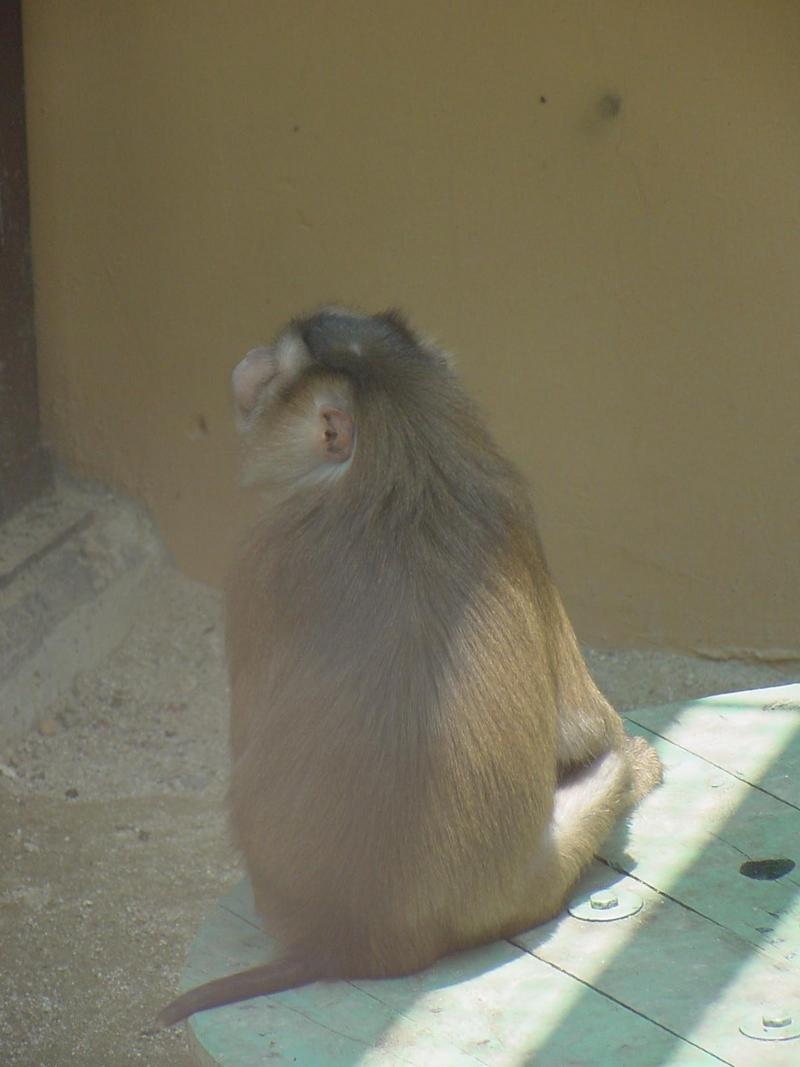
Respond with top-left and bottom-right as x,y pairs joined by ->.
156,307 -> 661,1029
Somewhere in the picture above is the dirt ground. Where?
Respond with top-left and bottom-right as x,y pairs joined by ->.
1,558 -> 798,1067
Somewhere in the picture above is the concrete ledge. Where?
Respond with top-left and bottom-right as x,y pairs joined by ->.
0,476 -> 166,744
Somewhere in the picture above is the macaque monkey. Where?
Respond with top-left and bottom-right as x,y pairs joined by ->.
157,308 -> 661,1028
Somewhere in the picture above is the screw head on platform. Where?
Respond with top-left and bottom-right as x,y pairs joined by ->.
739,1006 -> 800,1041
568,886 -> 642,922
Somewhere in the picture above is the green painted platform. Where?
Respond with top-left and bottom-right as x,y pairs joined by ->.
180,684 -> 800,1066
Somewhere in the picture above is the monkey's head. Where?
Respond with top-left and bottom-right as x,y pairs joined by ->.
232,307 -> 449,490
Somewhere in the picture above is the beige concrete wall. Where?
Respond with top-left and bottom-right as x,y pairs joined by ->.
22,1 -> 800,657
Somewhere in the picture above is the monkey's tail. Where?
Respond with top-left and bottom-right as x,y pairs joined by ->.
155,955 -> 318,1029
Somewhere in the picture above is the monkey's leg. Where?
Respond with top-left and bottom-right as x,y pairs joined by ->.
551,614 -> 663,798
622,733 -> 663,803
546,595 -> 630,772
514,747 -> 636,931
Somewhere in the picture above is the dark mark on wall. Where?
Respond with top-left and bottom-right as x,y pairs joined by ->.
598,93 -> 622,119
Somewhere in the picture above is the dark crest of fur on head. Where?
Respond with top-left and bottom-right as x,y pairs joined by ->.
296,307 -> 420,362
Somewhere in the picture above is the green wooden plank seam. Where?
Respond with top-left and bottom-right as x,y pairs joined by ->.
624,711 -> 800,815
507,936 -> 735,1067
621,684 -> 800,811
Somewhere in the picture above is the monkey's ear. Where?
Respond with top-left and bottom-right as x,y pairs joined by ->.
232,334 -> 310,431
318,406 -> 354,463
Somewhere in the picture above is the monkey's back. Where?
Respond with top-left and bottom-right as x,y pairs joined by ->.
226,455 -> 561,973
